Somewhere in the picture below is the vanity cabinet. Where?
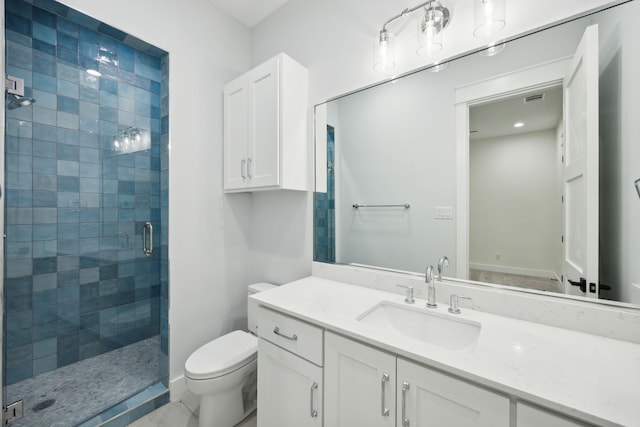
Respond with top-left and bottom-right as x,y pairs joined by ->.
397,358 -> 509,427
517,402 -> 592,427
257,307 -> 323,427
223,53 -> 308,192
325,332 -> 396,427
324,331 -> 509,427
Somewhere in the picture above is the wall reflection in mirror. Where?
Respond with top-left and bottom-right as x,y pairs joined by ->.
314,1 -> 640,307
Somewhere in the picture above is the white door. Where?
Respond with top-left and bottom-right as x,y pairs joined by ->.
257,339 -> 322,427
247,58 -> 279,188
397,358 -> 510,427
325,332 -> 396,427
562,24 -> 599,298
223,77 -> 249,190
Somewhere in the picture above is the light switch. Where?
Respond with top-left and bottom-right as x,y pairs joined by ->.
435,206 -> 453,219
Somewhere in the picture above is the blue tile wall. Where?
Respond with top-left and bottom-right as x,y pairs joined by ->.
4,0 -> 169,394
314,126 -> 335,263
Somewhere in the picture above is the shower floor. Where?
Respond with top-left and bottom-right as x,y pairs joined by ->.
6,336 -> 161,427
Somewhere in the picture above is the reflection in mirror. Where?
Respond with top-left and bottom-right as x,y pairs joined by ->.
314,1 -> 640,307
469,87 -> 564,293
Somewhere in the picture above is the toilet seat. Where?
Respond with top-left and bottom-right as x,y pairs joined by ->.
185,330 -> 257,380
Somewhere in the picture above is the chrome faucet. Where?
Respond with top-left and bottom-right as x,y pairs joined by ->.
437,256 -> 449,281
425,265 -> 437,308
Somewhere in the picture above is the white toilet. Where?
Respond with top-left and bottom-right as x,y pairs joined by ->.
184,283 -> 276,427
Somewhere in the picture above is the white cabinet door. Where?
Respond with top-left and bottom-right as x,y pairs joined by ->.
517,402 -> 591,427
223,77 -> 249,190
257,339 -> 322,427
325,332 -> 396,427
397,358 -> 510,427
247,58 -> 279,188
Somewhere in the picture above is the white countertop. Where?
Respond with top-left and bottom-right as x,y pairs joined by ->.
251,276 -> 640,427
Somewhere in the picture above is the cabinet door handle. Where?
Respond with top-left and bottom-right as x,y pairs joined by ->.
273,326 -> 298,341
402,381 -> 410,427
241,159 -> 247,179
310,382 -> 318,418
381,373 -> 390,416
247,158 -> 253,179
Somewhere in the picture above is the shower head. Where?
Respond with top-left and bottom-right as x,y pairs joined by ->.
7,94 -> 35,110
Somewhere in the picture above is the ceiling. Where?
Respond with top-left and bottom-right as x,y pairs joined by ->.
209,0 -> 290,28
469,86 -> 563,141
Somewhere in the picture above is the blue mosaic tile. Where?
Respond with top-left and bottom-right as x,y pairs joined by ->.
6,362 -> 33,385
33,72 -> 57,93
6,1 -> 32,19
57,46 -> 79,65
33,21 -> 57,45
58,176 -> 79,192
68,8 -> 100,32
33,353 -> 57,375
57,17 -> 78,36
33,2 -> 62,25
33,122 -> 56,141
33,52 -> 57,76
33,39 -> 56,56
6,12 -> 32,36
58,95 -> 79,114
34,207 -> 57,223
34,337 -> 57,358
32,241 -> 57,258
58,32 -> 78,51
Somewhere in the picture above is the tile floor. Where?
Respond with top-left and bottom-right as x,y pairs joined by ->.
6,336 -> 161,427
129,392 -> 256,427
470,269 -> 563,293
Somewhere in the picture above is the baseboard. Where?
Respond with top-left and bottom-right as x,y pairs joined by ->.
470,263 -> 557,279
169,374 -> 188,402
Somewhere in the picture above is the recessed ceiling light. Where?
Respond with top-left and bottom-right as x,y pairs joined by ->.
514,122 -> 524,128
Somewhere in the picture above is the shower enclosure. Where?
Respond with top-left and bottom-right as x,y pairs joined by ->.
3,0 -> 169,425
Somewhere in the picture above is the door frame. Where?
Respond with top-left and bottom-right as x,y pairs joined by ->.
454,57 -> 571,279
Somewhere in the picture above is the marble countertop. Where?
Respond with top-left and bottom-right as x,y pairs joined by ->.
251,276 -> 640,427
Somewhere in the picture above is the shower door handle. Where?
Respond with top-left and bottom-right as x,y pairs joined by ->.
143,222 -> 153,256
241,159 -> 247,180
247,158 -> 253,179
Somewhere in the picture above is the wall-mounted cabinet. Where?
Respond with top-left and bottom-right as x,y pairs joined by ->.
223,53 -> 308,192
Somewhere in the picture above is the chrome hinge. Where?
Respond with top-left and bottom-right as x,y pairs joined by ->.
4,401 -> 24,425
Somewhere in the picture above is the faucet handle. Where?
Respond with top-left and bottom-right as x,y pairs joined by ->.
437,256 -> 450,281
396,285 -> 415,304
448,295 -> 472,314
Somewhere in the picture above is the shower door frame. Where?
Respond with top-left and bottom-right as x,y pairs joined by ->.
1,0 -> 6,418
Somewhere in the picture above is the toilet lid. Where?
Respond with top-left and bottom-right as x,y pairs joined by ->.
185,330 -> 257,380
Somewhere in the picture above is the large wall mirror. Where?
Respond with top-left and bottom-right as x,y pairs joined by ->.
313,1 -> 640,307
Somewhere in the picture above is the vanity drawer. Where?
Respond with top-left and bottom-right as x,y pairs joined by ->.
257,306 -> 324,366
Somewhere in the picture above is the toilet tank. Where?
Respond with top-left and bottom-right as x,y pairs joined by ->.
248,282 -> 277,335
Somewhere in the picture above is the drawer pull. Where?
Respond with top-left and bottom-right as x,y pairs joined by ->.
273,326 -> 298,341
402,381 -> 410,427
310,382 -> 318,418
381,373 -> 390,416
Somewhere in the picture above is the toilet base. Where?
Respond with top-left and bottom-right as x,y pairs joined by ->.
198,383 -> 247,427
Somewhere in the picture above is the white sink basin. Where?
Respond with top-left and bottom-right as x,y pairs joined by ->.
357,302 -> 481,350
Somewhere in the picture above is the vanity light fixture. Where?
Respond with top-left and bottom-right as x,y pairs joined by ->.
473,0 -> 506,38
513,122 -> 524,128
374,0 -> 451,71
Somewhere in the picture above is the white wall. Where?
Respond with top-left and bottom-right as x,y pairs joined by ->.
249,0 -> 620,284
332,74 -> 457,273
56,0 -> 252,395
469,130 -> 560,277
